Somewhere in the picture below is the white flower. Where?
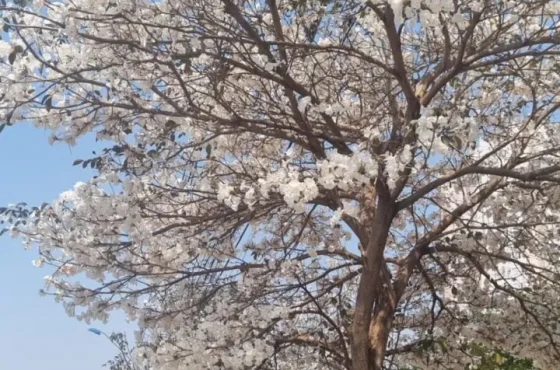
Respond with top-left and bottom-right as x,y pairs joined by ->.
329,208 -> 344,227
297,96 -> 312,112
0,41 -> 11,57
32,258 -> 45,268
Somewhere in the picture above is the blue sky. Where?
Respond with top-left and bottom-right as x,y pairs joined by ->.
0,124 -> 131,370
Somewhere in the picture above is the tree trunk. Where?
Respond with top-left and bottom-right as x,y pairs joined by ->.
369,284 -> 397,370
351,195 -> 395,370
369,314 -> 393,369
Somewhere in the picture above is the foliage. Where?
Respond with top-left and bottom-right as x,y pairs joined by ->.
399,341 -> 537,370
104,332 -> 151,370
1,0 -> 560,369
469,344 -> 536,370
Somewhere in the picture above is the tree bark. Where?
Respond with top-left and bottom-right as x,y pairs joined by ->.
351,195 -> 395,370
369,301 -> 395,369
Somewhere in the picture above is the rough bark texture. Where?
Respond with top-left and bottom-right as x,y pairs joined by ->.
369,297 -> 395,369
351,190 -> 395,370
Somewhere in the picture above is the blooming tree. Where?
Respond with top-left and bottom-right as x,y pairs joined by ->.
2,0 -> 560,369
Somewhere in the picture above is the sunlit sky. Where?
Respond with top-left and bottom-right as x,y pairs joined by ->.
0,123 -> 131,370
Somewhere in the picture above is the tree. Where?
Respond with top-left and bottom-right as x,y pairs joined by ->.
1,0 -> 560,369
91,330 -> 152,370
399,341 -> 538,370
469,344 -> 536,370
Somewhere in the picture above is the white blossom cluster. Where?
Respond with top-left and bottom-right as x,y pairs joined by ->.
1,0 -> 560,369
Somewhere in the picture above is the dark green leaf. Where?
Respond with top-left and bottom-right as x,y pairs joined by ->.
112,145 -> 124,154
165,119 -> 178,130
8,50 -> 16,65
45,96 -> 53,112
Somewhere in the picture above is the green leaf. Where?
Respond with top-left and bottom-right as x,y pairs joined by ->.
45,96 -> 53,112
494,352 -> 504,364
438,338 -> 449,353
165,119 -> 178,130
8,50 -> 16,65
441,134 -> 463,150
